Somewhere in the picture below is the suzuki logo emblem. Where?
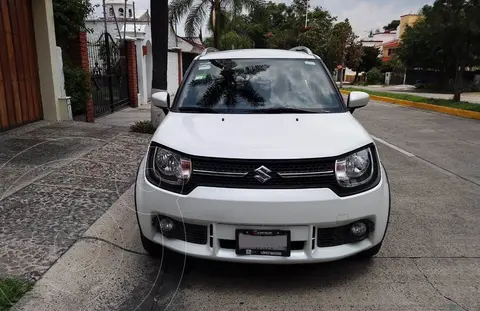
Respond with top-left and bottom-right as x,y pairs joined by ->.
254,166 -> 272,183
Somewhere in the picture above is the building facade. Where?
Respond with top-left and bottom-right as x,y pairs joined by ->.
380,14 -> 421,62
86,0 -> 204,105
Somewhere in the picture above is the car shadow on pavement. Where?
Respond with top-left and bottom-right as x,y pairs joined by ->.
125,251 -> 374,311
156,252 -> 372,310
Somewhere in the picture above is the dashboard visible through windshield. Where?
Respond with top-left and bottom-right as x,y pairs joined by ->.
171,58 -> 345,114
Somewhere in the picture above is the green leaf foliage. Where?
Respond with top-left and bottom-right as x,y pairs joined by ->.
169,0 -> 263,48
63,67 -> 91,116
53,0 -> 96,49
397,0 -> 480,99
130,121 -> 156,134
366,68 -> 383,84
0,278 -> 33,311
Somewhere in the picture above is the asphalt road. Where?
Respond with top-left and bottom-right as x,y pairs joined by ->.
16,100 -> 480,311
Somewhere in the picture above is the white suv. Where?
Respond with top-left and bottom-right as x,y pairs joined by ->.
135,47 -> 391,263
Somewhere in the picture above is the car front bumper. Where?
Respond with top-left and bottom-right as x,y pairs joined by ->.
135,158 -> 390,264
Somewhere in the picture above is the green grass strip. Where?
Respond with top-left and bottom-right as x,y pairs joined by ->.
344,87 -> 480,112
0,278 -> 33,311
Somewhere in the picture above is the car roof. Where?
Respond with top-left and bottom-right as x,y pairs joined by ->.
197,48 -> 317,60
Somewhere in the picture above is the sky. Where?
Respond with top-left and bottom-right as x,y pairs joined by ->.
92,0 -> 434,39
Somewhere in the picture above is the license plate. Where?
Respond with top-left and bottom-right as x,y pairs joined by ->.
236,229 -> 291,257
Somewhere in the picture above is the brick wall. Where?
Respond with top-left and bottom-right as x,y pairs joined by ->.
126,40 -> 138,107
68,32 -> 94,122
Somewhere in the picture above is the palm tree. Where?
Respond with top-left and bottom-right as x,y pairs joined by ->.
169,0 -> 264,49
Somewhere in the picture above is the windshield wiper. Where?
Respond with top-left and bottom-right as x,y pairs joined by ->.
177,107 -> 219,113
248,107 -> 316,114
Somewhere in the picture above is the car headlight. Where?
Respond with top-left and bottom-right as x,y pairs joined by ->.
335,147 -> 374,188
152,147 -> 192,186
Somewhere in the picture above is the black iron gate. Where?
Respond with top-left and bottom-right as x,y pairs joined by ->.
88,33 -> 130,117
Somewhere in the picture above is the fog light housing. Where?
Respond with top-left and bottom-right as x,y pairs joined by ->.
159,217 -> 175,232
350,221 -> 367,237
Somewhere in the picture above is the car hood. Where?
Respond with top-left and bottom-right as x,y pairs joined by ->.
151,112 -> 373,159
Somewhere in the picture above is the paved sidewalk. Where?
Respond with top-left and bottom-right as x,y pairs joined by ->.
0,121 -> 151,281
345,85 -> 480,104
95,104 -> 152,127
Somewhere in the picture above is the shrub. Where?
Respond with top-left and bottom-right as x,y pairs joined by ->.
366,68 -> 383,84
63,66 -> 91,115
130,120 -> 156,134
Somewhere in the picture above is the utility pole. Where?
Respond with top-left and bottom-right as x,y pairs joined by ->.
305,0 -> 309,27
102,0 -> 115,113
151,0 -> 168,92
133,1 -> 137,38
123,0 -> 128,40
150,0 -> 168,126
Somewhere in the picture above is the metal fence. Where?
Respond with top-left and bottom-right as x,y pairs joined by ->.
87,33 -> 130,117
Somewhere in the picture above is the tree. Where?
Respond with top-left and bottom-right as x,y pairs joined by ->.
381,54 -> 405,73
204,30 -> 254,50
169,0 -> 263,49
53,0 -> 95,116
354,46 -> 381,82
297,7 -> 336,61
327,19 -> 358,86
398,0 -> 480,101
345,42 -> 364,75
53,0 -> 95,49
366,68 -> 383,84
383,20 -> 400,31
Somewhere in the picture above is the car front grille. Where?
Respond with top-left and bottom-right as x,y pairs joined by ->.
189,156 -> 336,189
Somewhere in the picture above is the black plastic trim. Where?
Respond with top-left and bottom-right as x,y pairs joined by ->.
317,219 -> 375,248
379,162 -> 392,243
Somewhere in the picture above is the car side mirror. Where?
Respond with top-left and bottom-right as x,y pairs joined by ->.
152,91 -> 170,115
347,91 -> 369,113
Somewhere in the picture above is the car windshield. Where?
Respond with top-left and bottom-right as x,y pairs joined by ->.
172,58 -> 345,113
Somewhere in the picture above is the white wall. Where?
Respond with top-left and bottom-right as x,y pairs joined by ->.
165,27 -> 202,97
371,32 -> 397,44
86,20 -> 151,42
167,51 -> 179,97
32,0 -> 68,121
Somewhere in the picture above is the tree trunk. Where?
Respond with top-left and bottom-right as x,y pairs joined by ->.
213,1 -> 221,49
453,58 -> 464,102
339,67 -> 344,88
354,70 -> 360,83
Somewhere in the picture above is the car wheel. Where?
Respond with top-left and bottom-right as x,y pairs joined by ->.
140,232 -> 164,258
355,242 -> 382,259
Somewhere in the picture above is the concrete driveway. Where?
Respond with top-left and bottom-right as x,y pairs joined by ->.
12,101 -> 480,311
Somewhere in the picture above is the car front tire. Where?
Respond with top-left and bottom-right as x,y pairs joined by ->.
140,231 -> 164,257
355,242 -> 382,259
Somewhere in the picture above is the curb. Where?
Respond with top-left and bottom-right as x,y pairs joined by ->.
340,90 -> 480,120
